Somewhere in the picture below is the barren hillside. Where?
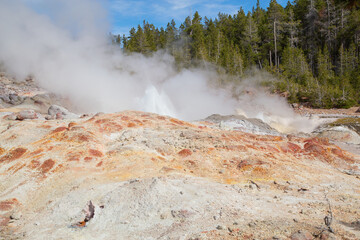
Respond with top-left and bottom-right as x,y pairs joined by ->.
0,100 -> 359,239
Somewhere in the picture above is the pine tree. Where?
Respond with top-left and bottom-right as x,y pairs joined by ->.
188,12 -> 207,62
233,7 -> 247,46
244,12 -> 261,68
122,34 -> 128,49
204,17 -> 217,62
304,0 -> 321,73
157,27 -> 166,49
316,47 -> 335,107
267,0 -> 286,70
126,27 -> 137,52
284,4 -> 300,47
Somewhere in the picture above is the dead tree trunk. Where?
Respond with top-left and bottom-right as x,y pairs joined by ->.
274,20 -> 277,70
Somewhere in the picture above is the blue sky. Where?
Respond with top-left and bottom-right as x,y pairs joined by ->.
109,0 -> 290,35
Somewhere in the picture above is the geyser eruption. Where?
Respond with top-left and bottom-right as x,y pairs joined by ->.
0,0 -> 320,133
0,0 -> 237,120
138,85 -> 177,117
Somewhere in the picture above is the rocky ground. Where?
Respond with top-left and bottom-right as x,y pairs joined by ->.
294,105 -> 360,117
0,75 -> 359,240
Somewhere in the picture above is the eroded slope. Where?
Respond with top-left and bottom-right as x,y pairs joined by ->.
0,111 -> 359,239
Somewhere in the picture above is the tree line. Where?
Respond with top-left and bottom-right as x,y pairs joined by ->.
112,0 -> 360,108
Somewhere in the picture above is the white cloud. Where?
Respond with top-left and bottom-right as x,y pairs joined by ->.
164,0 -> 202,10
112,25 -> 133,35
110,0 -> 241,22
110,0 -> 147,16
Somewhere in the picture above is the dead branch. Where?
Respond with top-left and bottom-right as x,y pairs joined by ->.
248,180 -> 260,190
324,193 -> 334,233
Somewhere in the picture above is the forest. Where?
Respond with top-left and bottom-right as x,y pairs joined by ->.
111,0 -> 360,109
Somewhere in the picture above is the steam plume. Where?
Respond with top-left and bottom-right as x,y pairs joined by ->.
0,0 -> 237,119
0,0 -> 320,133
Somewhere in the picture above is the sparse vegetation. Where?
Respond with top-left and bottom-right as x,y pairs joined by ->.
331,117 -> 360,125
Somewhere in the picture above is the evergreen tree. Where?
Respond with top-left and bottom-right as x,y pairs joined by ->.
267,0 -> 286,70
244,12 -> 261,68
284,4 -> 300,47
118,0 -> 360,108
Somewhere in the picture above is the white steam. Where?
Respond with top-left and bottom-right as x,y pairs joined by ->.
0,0 -> 236,120
233,73 -> 322,133
138,85 -> 176,117
236,90 -> 320,133
0,0 -> 319,133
